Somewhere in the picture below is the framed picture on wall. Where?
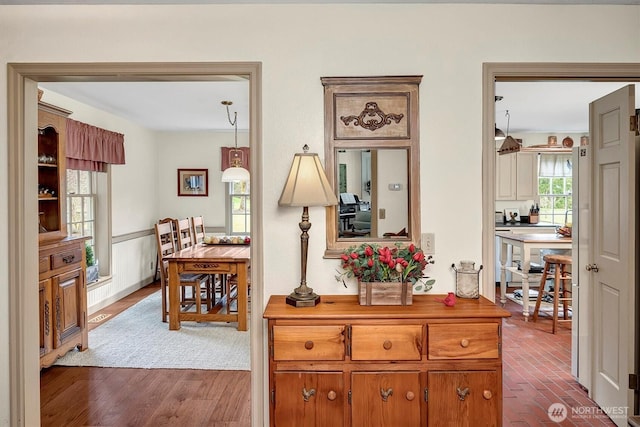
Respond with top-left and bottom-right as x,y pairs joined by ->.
177,168 -> 209,197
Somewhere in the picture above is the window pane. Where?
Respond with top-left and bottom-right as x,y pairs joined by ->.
84,197 -> 94,221
79,170 -> 91,194
551,178 -> 564,195
538,178 -> 550,195
67,170 -> 78,194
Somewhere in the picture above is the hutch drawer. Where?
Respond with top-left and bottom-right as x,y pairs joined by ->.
427,323 -> 500,360
273,325 -> 346,361
351,324 -> 422,361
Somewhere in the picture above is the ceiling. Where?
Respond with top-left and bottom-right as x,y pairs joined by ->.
40,80 -> 639,133
39,80 -> 251,132
3,0 -> 638,4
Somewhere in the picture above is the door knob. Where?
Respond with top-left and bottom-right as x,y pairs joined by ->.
586,264 -> 599,272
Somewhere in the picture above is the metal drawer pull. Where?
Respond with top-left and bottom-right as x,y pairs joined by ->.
483,390 -> 493,400
405,391 -> 415,401
383,340 -> 392,350
380,388 -> 393,401
62,255 -> 75,263
327,390 -> 337,401
460,338 -> 469,348
304,340 -> 314,350
456,387 -> 470,401
302,387 -> 316,402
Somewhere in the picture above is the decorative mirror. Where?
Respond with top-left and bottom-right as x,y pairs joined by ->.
321,76 -> 422,257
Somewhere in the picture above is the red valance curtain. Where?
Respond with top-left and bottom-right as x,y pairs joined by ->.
66,118 -> 126,172
221,147 -> 250,172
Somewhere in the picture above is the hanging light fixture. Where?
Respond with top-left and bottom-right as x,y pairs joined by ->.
497,110 -> 521,155
494,95 -> 506,141
221,100 -> 250,182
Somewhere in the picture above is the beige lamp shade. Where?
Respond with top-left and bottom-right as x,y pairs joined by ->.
279,151 -> 338,207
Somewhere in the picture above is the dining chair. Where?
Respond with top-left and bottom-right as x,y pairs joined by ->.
154,221 -> 211,322
191,216 -> 206,244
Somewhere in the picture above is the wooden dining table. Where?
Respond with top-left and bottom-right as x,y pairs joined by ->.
164,243 -> 250,331
496,231 -> 572,321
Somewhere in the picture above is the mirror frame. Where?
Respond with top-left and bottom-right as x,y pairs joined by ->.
322,76 -> 422,258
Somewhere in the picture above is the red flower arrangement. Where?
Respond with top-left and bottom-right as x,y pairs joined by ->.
337,242 -> 434,289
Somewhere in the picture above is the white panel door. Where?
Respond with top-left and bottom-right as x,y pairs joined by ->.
590,85 -> 636,426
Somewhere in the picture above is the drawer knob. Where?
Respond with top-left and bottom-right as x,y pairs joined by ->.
383,340 -> 392,350
62,255 -> 75,263
483,390 -> 493,400
327,390 -> 337,401
460,338 -> 470,348
405,391 -> 415,401
304,340 -> 314,350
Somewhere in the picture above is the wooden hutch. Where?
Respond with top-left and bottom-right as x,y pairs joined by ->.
38,92 -> 89,368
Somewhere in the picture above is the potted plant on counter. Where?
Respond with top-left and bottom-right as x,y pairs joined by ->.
336,242 -> 434,306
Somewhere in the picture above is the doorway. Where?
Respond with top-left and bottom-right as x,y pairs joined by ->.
7,62 -> 264,427
482,62 -> 640,424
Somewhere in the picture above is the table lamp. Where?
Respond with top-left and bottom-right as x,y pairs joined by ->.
278,145 -> 338,307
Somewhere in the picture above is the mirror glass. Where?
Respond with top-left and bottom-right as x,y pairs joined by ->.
335,148 -> 409,239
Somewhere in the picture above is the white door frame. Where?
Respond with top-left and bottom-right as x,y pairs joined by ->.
482,62 -> 640,412
6,62 -> 264,427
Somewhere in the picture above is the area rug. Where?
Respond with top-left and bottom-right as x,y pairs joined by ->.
55,290 -> 250,370
505,292 -> 572,318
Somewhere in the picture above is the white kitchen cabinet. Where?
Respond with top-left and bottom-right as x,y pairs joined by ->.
495,152 -> 538,201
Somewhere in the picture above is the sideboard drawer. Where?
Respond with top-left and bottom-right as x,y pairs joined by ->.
273,325 -> 345,361
39,255 -> 51,274
428,323 -> 499,360
51,247 -> 83,270
351,325 -> 422,361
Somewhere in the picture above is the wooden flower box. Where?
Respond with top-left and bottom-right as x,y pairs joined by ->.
358,281 -> 413,306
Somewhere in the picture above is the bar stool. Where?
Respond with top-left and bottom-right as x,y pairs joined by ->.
532,254 -> 572,334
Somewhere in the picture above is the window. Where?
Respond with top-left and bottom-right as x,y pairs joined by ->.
66,169 -> 96,249
228,181 -> 250,235
66,168 -> 110,281
537,154 -> 572,226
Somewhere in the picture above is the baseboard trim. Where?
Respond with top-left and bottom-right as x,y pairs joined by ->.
87,276 -> 155,315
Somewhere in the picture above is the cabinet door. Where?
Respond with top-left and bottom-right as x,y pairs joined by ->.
52,268 -> 85,347
516,152 -> 538,199
273,371 -> 344,427
39,278 -> 53,356
351,371 -> 421,427
427,370 -> 499,427
495,153 -> 516,200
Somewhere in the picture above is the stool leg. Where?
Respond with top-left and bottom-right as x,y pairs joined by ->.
561,265 -> 569,321
552,264 -> 560,334
533,262 -> 550,322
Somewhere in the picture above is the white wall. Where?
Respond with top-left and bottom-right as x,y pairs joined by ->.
0,3 -> 639,425
155,130 -> 249,228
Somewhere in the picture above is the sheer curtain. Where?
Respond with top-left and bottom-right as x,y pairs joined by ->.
66,118 -> 125,172
538,153 -> 572,177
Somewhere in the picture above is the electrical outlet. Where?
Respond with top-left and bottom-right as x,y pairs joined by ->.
422,233 -> 435,255
379,208 -> 386,219
149,261 -> 154,271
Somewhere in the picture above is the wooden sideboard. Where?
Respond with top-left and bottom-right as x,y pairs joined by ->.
264,294 -> 511,427
39,236 -> 89,368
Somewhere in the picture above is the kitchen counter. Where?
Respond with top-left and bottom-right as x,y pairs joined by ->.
495,222 -> 556,229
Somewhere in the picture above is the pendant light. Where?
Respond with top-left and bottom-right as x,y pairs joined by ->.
497,110 -> 521,155
221,100 -> 250,182
494,95 -> 506,141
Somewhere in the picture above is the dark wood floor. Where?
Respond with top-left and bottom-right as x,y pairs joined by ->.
41,284 -> 616,426
40,283 -> 251,427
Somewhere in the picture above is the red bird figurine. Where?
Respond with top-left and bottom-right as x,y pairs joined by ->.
435,292 -> 456,307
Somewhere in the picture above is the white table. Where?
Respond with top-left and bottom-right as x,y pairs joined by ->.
496,231 -> 572,321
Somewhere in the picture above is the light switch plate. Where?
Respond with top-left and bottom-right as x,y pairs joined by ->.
422,232 -> 435,255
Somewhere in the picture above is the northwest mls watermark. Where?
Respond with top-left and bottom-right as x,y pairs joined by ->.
547,402 -> 628,423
